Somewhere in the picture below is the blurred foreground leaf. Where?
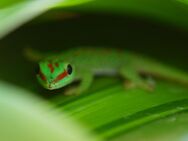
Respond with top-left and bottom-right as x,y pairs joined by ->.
0,0 -> 24,8
0,0 -> 91,39
0,81 -> 100,141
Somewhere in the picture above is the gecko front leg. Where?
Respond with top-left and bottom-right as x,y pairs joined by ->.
64,71 -> 94,96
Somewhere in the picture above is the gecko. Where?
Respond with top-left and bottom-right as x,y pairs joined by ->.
25,47 -> 188,95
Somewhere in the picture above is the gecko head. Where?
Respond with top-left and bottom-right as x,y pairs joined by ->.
36,60 -> 75,90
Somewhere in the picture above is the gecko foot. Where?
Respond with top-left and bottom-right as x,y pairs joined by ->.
64,87 -> 82,96
124,80 -> 155,92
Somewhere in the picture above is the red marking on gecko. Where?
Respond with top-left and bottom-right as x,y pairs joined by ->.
55,63 -> 59,67
39,70 -> 46,81
48,63 -> 54,73
53,70 -> 68,83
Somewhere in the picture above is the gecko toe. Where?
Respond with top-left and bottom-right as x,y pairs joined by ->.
64,87 -> 83,96
124,80 -> 155,92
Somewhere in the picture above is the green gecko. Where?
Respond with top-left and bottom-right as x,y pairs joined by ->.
25,47 -> 188,95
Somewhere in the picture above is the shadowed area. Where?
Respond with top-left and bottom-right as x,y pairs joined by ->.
0,13 -> 188,97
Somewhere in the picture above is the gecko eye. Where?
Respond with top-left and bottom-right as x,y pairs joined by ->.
67,64 -> 72,75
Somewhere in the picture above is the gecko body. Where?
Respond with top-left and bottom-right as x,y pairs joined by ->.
25,47 -> 188,95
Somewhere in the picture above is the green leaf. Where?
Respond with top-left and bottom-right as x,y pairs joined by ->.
0,0 -> 24,9
53,0 -> 188,30
112,112 -> 188,141
0,0 -> 91,39
0,81 -> 100,141
1,1 -> 188,140
55,0 -> 92,7
51,79 -> 188,140
178,0 -> 188,5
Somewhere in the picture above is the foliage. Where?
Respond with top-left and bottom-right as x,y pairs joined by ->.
0,0 -> 188,141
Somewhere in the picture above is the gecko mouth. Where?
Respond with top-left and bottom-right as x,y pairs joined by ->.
48,84 -> 53,90
47,81 -> 63,90
47,83 -> 56,90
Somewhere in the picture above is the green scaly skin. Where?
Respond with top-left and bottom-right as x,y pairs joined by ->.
25,47 -> 188,95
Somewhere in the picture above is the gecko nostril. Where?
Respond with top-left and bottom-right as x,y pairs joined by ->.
50,76 -> 53,80
47,78 -> 52,83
